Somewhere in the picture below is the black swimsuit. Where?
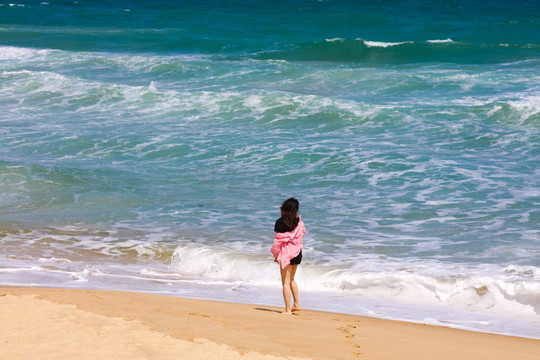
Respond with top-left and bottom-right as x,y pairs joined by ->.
274,217 -> 303,265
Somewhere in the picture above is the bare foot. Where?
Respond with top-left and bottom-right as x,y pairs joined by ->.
281,310 -> 293,315
292,305 -> 302,312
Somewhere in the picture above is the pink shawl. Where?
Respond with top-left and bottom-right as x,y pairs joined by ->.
271,217 -> 305,269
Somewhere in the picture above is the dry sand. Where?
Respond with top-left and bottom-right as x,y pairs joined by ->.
1,287 -> 538,359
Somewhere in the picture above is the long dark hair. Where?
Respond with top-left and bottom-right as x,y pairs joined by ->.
280,197 -> 299,231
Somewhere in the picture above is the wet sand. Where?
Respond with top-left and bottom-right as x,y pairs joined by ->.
1,287 -> 539,359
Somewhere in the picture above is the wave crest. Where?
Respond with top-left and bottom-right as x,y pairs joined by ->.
256,39 -> 539,64
170,244 -> 540,317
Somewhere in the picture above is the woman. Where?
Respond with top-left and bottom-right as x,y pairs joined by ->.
271,197 -> 306,314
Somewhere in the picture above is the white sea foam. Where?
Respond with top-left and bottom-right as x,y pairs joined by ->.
0,45 -> 51,60
325,38 -> 345,42
2,231 -> 540,338
427,38 -> 454,43
363,40 -> 410,47
167,245 -> 540,338
168,244 -> 540,320
507,96 -> 540,124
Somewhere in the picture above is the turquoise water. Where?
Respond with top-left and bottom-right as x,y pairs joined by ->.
1,0 -> 539,338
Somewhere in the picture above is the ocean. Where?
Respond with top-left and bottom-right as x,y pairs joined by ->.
1,0 -> 539,339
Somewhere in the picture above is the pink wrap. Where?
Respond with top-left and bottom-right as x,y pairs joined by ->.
271,217 -> 306,269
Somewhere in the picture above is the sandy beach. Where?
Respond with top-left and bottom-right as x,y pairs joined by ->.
0,287 -> 538,360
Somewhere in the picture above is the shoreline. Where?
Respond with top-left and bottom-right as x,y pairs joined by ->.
1,287 -> 539,360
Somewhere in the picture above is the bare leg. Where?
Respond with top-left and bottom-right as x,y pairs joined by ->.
290,264 -> 301,311
280,265 -> 293,313
280,264 -> 301,314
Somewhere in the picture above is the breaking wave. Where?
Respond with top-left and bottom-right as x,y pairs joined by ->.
255,39 -> 540,64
